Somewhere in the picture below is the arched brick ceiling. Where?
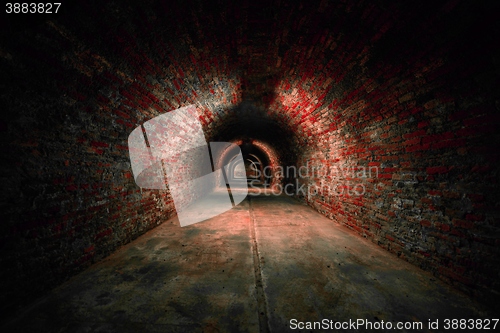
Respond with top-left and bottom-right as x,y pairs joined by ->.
20,0 -> 494,154
3,0 -> 497,160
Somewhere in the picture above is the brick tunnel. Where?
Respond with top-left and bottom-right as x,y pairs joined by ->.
1,0 -> 499,331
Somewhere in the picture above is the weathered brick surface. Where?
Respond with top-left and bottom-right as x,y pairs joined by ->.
0,0 -> 245,317
272,1 -> 500,304
0,0 -> 499,319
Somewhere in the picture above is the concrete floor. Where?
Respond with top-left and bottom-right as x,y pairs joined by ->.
3,194 -> 495,332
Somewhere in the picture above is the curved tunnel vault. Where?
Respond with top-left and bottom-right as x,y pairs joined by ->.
0,0 -> 499,321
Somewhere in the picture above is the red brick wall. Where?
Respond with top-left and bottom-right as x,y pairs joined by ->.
0,0 -> 246,316
264,1 -> 500,302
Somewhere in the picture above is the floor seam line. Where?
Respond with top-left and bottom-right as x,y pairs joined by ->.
248,197 -> 271,333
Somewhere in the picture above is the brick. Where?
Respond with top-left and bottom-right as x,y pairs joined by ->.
422,132 -> 454,145
432,139 -> 466,150
91,141 -> 109,148
420,220 -> 432,227
426,166 -> 448,175
452,219 -> 474,229
403,137 -> 420,146
417,121 -> 430,129
403,130 -> 426,139
465,214 -> 484,222
428,190 -> 442,196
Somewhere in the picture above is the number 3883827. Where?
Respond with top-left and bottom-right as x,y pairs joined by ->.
6,3 -> 61,14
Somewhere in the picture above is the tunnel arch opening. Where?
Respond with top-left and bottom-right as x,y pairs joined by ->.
206,102 -> 300,190
213,139 -> 275,191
